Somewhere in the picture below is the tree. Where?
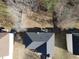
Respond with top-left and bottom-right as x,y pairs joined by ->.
54,0 -> 79,30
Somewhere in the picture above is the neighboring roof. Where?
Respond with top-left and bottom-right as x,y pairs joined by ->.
72,33 -> 79,36
26,32 -> 53,42
0,33 -> 9,56
0,33 -> 7,39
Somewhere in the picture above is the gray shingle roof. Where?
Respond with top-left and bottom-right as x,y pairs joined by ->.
27,41 -> 45,49
0,33 -> 9,56
26,32 -> 53,42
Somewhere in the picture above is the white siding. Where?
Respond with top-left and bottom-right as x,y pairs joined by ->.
47,33 -> 55,59
66,34 -> 73,54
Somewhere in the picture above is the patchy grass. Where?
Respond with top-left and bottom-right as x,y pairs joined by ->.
43,0 -> 58,12
0,0 -> 8,15
0,0 -> 13,30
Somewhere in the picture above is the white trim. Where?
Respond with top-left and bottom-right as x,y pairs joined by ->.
66,34 -> 73,54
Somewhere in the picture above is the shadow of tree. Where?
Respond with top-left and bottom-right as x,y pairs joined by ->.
55,32 -> 67,50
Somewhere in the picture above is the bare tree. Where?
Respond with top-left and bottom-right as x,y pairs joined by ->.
5,0 -> 39,32
54,0 -> 79,30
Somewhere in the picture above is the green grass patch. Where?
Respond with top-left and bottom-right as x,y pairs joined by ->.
43,0 -> 58,12
0,0 -> 8,16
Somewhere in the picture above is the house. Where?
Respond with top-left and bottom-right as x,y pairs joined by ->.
66,33 -> 79,55
22,32 -> 55,59
0,33 -> 14,59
